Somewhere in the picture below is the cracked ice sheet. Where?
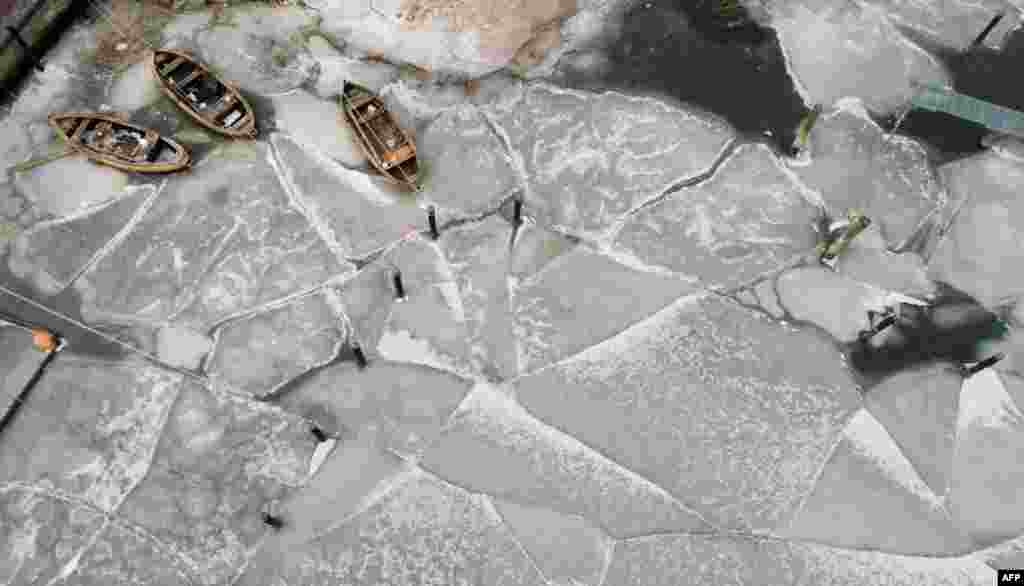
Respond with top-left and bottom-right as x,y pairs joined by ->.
194,6 -> 320,96
14,158 -> 131,220
76,141 -> 345,328
929,151 -> 1024,309
238,469 -> 547,586
483,82 -> 734,239
771,0 -> 951,115
947,369 -> 1024,546
863,0 -> 1019,52
604,534 -> 992,586
274,359 -> 473,458
0,325 -> 49,419
7,185 -> 154,296
512,245 -> 696,376
864,365 -> 962,499
270,90 -> 367,166
0,356 -> 182,513
832,223 -> 936,298
437,215 -> 518,380
271,133 -> 428,259
513,294 -> 862,532
206,290 -> 347,398
0,486 -> 106,586
776,267 -> 885,343
376,237 -> 477,376
61,520 -> 200,586
416,105 -> 519,217
491,497 -> 613,586
115,381 -> 315,586
791,100 -> 945,249
420,383 -> 711,538
612,143 -> 821,289
776,409 -> 972,556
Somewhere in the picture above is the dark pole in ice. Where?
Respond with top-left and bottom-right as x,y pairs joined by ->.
311,425 -> 327,443
428,206 -> 439,240
261,512 -> 284,529
392,269 -> 406,301
971,12 -> 1005,48
352,342 -> 368,369
513,198 -> 523,226
959,352 -> 1005,377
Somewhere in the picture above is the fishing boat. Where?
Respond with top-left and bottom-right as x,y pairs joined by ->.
340,81 -> 420,190
47,112 -> 191,173
150,49 -> 258,139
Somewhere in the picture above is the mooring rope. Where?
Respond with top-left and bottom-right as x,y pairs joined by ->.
0,282 -> 210,383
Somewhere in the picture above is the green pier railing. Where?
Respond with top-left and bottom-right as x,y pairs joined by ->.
910,82 -> 1024,139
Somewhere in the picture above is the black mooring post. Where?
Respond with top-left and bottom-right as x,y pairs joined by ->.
428,206 -> 439,240
961,353 -> 1005,377
0,345 -> 59,439
513,198 -> 523,226
311,426 -> 327,443
392,270 -> 406,301
261,512 -> 284,529
352,342 -> 368,369
971,12 -> 1005,48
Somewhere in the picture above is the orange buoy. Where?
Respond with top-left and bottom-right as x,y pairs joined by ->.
31,329 -> 58,353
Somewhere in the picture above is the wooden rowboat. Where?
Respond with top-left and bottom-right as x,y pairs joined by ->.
150,49 -> 258,139
48,112 -> 191,173
340,81 -> 419,190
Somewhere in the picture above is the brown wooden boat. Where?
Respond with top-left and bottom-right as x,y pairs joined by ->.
150,49 -> 258,139
48,112 -> 191,173
340,81 -> 419,190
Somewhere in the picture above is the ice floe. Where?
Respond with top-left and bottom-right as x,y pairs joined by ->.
513,294 -> 862,532
789,100 -> 945,250
483,82 -> 734,239
7,186 -> 154,296
419,382 -> 713,538
776,408 -> 971,556
206,290 -> 347,398
612,143 -> 821,289
0,357 -> 183,513
948,368 -> 1024,545
116,381 -> 314,585
771,0 -> 952,114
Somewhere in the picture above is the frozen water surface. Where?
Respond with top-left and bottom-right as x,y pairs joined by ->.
775,408 -> 971,556
612,143 -> 821,289
864,365 -> 962,498
514,294 -> 862,531
491,497 -> 612,586
605,534 -> 992,585
511,246 -> 696,374
206,290 -> 347,398
483,82 -> 735,238
771,0 -> 951,114
791,100 -> 945,249
930,151 -> 1024,309
0,357 -> 182,512
948,369 -> 1024,545
274,359 -> 473,457
272,133 -> 427,259
0,486 -> 106,586
5,0 -> 1024,579
420,383 -> 713,538
415,105 -> 519,216
116,381 -> 314,585
437,216 -> 518,380
238,469 -> 547,586
7,186 -> 154,296
271,90 -> 367,166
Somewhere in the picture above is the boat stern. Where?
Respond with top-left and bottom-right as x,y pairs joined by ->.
47,113 -> 77,140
